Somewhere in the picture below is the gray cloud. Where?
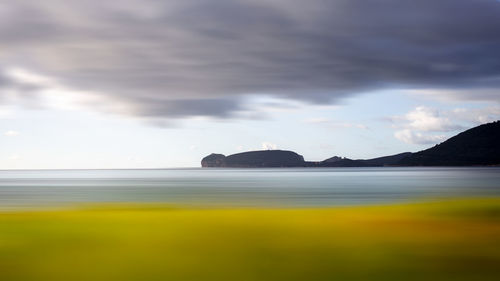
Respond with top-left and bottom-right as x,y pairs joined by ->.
0,68 -> 45,107
132,98 -> 242,118
1,0 -> 500,118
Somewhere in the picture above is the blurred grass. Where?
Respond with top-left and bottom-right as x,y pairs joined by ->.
1,199 -> 500,281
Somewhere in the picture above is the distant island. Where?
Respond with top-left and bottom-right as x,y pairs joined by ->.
202,121 -> 500,168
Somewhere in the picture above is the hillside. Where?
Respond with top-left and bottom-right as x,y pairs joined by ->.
321,152 -> 412,167
398,121 -> 500,166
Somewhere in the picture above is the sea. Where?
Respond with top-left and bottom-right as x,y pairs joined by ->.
1,167 -> 499,209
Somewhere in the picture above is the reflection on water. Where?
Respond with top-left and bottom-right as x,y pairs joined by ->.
1,167 -> 500,209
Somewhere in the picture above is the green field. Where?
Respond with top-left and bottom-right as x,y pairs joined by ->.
1,199 -> 500,281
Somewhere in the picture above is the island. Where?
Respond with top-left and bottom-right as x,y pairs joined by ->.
202,150 -> 306,168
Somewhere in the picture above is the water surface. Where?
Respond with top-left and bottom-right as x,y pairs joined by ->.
1,167 -> 499,209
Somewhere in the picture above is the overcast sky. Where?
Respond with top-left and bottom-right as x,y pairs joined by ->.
1,0 -> 500,169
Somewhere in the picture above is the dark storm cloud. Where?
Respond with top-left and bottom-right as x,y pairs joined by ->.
1,0 -> 500,118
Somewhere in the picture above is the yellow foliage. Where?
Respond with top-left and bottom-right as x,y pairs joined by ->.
1,199 -> 500,281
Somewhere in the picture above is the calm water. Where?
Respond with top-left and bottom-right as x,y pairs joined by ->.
1,167 -> 499,209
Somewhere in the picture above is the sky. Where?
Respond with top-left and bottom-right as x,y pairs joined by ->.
1,0 -> 500,169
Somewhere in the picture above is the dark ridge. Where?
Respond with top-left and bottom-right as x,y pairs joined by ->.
321,152 -> 412,167
322,156 -> 345,163
398,121 -> 500,166
362,152 -> 413,166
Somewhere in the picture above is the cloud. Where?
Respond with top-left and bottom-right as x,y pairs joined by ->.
408,89 -> 500,103
448,106 -> 500,124
403,106 -> 464,132
262,142 -> 278,150
394,129 -> 446,145
1,0 -> 500,120
391,105 -> 500,145
4,130 -> 20,137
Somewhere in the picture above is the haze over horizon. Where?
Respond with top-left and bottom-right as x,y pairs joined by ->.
1,0 -> 500,169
